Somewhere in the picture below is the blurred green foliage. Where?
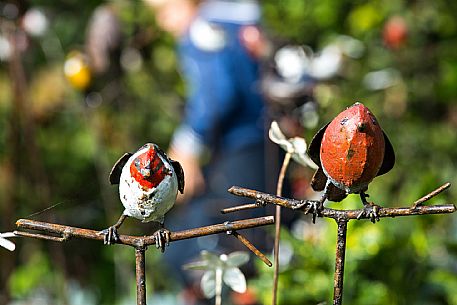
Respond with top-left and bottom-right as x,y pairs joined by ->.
0,0 -> 456,304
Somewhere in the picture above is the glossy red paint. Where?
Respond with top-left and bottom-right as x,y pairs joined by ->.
320,103 -> 385,192
130,147 -> 168,189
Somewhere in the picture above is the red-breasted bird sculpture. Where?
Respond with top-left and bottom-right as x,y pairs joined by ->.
101,143 -> 184,251
307,102 -> 395,222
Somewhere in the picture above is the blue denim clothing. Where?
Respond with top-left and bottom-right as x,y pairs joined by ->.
171,3 -> 265,156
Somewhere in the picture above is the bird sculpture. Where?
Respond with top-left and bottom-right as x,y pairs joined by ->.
101,143 -> 184,251
306,102 -> 395,222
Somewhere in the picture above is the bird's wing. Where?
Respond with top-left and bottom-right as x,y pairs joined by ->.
327,183 -> 348,202
171,160 -> 185,194
376,131 -> 395,176
308,122 -> 330,167
311,168 -> 347,201
311,167 -> 328,191
109,153 -> 133,185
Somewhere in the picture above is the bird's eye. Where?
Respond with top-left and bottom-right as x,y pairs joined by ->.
357,122 -> 367,132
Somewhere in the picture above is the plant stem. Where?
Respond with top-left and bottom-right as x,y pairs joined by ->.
272,152 -> 291,305
215,268 -> 223,305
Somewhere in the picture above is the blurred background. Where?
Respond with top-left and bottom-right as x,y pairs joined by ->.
0,0 -> 456,304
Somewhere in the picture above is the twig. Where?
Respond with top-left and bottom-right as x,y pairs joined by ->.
227,186 -> 456,221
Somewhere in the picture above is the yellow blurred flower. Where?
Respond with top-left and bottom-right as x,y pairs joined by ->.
64,51 -> 91,90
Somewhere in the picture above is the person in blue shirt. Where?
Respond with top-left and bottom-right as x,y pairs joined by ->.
147,0 -> 272,301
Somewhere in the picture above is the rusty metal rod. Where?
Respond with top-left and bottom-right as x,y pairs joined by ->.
412,182 -> 451,208
230,231 -> 272,267
221,203 -> 260,214
333,220 -> 348,305
228,186 -> 456,221
14,230 -> 68,242
135,247 -> 147,305
15,216 -> 274,249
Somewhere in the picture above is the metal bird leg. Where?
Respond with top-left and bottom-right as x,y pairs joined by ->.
292,181 -> 329,223
100,214 -> 128,245
357,192 -> 380,223
153,227 -> 170,253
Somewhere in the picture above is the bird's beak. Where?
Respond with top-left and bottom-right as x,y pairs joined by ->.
141,161 -> 152,178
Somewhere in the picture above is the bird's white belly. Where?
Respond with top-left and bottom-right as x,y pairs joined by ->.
118,167 -> 178,222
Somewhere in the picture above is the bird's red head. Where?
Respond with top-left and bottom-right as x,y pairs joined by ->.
320,103 -> 385,191
130,144 -> 170,190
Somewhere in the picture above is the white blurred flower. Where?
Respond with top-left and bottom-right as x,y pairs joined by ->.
0,36 -> 12,61
0,232 -> 16,251
23,8 -> 48,37
269,121 -> 317,169
363,68 -> 401,91
309,45 -> 343,80
335,35 -> 365,59
274,45 -> 310,83
183,250 -> 249,299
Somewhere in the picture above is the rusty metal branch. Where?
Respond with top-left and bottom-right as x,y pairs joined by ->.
226,184 -> 455,305
226,185 -> 456,221
228,230 -> 272,267
15,216 -> 274,249
412,182 -> 451,208
15,216 -> 274,305
221,203 -> 262,214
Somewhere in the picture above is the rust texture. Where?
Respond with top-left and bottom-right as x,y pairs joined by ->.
333,220 -> 348,305
229,230 -> 272,267
320,103 -> 385,191
227,186 -> 456,221
135,247 -> 147,305
413,182 -> 451,208
15,216 -> 274,248
221,203 -> 260,214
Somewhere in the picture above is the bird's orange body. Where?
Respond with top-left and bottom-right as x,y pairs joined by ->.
320,103 -> 385,193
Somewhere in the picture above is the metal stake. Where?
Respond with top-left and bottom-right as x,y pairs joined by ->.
333,220 -> 348,305
136,247 -> 147,305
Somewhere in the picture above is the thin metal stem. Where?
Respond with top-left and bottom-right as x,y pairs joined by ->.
333,220 -> 348,305
272,152 -> 291,305
412,182 -> 451,208
221,203 -> 260,214
230,231 -> 272,267
135,247 -> 147,305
